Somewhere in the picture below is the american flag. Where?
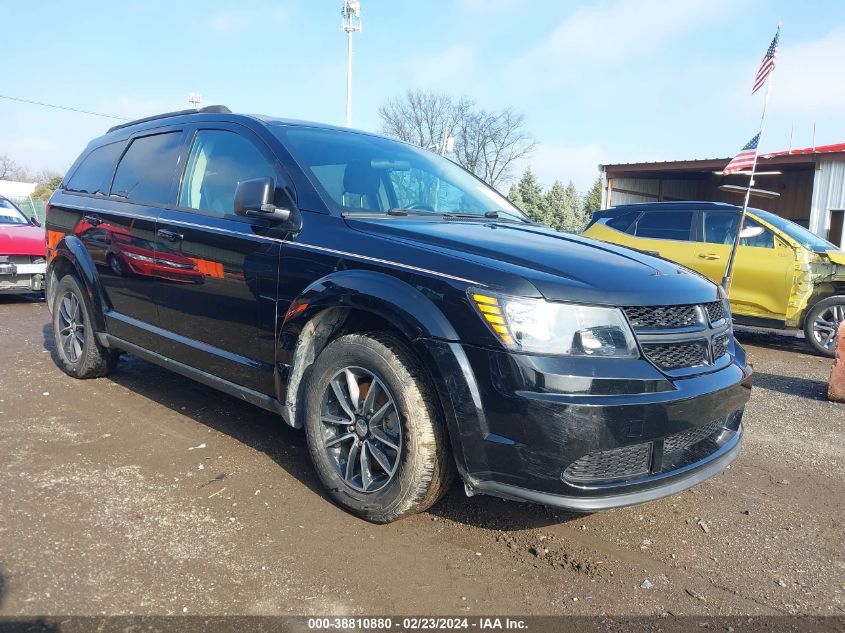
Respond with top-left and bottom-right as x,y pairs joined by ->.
723,133 -> 760,175
752,27 -> 779,95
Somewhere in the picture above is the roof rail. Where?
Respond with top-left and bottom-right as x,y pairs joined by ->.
107,105 -> 232,134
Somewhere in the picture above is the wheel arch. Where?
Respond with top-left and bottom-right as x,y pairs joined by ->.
277,270 -> 461,429
47,235 -> 109,332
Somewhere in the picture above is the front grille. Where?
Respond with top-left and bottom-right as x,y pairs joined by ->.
563,417 -> 737,485
704,301 -> 724,323
623,304 -> 698,329
563,442 -> 652,484
712,333 -> 729,360
641,341 -> 709,370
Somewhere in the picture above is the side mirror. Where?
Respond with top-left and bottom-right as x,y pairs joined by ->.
234,177 -> 291,222
29,216 -> 42,227
739,226 -> 764,239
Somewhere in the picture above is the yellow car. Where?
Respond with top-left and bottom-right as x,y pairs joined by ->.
583,202 -> 845,356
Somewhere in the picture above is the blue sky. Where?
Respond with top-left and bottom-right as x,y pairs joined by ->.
2,0 -> 844,192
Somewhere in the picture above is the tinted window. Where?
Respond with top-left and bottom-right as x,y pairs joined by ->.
702,212 -> 774,248
605,210 -> 640,233
634,211 -> 693,241
274,126 -> 526,219
111,132 -> 183,204
65,141 -> 125,195
178,130 -> 275,217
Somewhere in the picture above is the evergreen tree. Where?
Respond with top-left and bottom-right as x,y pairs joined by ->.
584,176 -> 602,215
508,167 -> 545,223
561,180 -> 585,232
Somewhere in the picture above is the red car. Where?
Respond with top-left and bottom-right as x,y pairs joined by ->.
0,195 -> 46,294
75,221 -> 204,284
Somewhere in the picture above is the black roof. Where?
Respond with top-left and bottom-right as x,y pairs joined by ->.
604,201 -> 743,213
107,105 -> 233,133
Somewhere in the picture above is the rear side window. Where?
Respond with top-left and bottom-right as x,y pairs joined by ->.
111,132 -> 183,204
605,210 -> 640,233
178,129 -> 275,217
64,141 -> 125,195
634,211 -> 693,241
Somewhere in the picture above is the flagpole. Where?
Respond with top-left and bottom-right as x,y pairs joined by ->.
721,35 -> 778,293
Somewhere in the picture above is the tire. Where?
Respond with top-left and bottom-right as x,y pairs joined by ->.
803,295 -> 845,357
51,274 -> 118,378
303,332 -> 454,523
107,254 -> 123,276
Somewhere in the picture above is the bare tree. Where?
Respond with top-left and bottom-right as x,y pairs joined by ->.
378,90 -> 535,188
0,155 -> 32,182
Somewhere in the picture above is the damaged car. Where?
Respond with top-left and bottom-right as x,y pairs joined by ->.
584,202 -> 845,356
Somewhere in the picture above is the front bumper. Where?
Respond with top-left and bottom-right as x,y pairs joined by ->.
0,261 -> 46,294
421,338 -> 752,512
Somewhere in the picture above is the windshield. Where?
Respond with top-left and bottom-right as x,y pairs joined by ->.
0,199 -> 29,225
271,125 -> 528,221
753,209 -> 837,252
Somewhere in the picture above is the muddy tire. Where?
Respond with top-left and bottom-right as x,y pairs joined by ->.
303,332 -> 454,523
51,274 -> 118,379
803,295 -> 845,357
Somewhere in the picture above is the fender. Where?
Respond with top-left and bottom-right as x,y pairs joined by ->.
275,270 -> 461,427
279,269 -> 460,361
49,235 -> 110,332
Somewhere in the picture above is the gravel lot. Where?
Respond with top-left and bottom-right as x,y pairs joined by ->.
0,296 -> 843,617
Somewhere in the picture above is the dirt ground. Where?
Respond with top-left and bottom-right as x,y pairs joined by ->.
0,295 -> 843,618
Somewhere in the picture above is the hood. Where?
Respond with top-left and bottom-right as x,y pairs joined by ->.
0,224 -> 47,257
345,218 -> 720,305
825,250 -> 845,266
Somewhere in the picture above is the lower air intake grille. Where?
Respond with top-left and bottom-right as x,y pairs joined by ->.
642,341 -> 709,370
563,442 -> 652,484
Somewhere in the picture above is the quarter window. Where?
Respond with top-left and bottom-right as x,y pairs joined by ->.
605,210 -> 640,233
178,130 -> 275,217
65,141 -> 125,196
111,132 -> 183,204
634,211 -> 693,241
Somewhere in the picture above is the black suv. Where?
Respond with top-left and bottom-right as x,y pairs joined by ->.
45,107 -> 752,522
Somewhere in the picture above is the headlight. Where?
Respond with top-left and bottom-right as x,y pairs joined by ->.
470,291 -> 639,358
124,252 -> 154,263
718,287 -> 732,323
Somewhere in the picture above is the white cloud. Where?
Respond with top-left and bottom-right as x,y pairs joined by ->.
406,43 -> 476,92
458,0 -> 519,11
545,0 -> 730,59
770,27 -> 845,116
525,143 -> 608,192
210,10 -> 251,33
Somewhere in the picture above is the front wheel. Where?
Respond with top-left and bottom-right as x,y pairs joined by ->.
803,296 -> 845,357
51,274 -> 118,378
303,332 -> 454,523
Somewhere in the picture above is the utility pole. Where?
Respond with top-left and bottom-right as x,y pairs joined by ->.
341,0 -> 362,128
188,92 -> 202,108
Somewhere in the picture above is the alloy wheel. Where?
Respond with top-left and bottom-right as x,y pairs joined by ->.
320,366 -> 402,493
58,291 -> 85,364
812,304 -> 845,352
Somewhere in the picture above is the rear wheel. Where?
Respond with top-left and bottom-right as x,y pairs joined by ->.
52,275 -> 118,378
303,332 -> 454,523
803,296 -> 845,357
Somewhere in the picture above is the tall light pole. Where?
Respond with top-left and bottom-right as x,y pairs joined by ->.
341,0 -> 362,127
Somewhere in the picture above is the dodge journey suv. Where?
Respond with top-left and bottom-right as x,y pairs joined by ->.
46,107 -> 752,522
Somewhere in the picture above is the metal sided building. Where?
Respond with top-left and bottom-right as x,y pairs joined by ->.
599,143 -> 845,249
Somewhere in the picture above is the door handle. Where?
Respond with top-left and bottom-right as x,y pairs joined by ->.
157,228 -> 184,242
698,253 -> 721,260
83,214 -> 103,226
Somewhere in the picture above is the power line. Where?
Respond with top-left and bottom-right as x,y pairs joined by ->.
0,94 -> 130,121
